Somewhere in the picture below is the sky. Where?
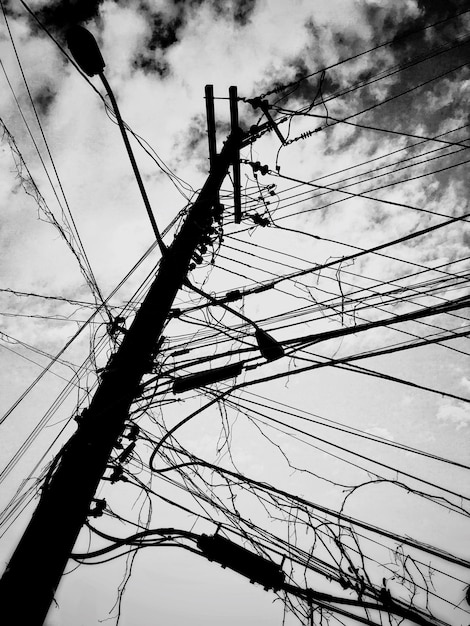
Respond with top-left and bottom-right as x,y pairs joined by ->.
0,0 -> 469,625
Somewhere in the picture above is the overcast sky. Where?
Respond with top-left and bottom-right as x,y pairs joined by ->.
0,1 -> 469,625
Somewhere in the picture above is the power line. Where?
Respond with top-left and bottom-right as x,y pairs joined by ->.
0,4 -> 110,317
244,7 -> 470,100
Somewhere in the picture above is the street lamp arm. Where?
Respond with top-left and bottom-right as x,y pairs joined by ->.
99,71 -> 166,253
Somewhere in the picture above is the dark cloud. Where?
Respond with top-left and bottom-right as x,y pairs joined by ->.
145,10 -> 184,50
179,112 -> 207,158
132,0 -> 256,77
132,8 -> 184,76
274,3 -> 470,139
34,84 -> 56,115
255,2 -> 470,235
264,57 -> 311,101
416,0 -> 468,22
21,0 -> 258,80
233,0 -> 257,26
365,0 -> 469,38
172,112 -> 233,171
248,18 -> 352,118
462,230 -> 470,249
132,52 -> 169,77
132,0 -> 257,75
28,0 -> 103,35
367,0 -> 470,59
171,0 -> 257,25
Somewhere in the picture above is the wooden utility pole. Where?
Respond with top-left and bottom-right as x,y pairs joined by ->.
0,106 -> 241,625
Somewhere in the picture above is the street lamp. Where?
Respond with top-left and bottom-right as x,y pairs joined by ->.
66,25 -> 166,253
67,26 -> 284,362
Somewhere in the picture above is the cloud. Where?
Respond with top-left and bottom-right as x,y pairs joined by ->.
436,401 -> 470,430
2,4 -> 470,624
460,377 -> 470,393
26,0 -> 104,35
25,0 -> 260,76
364,426 -> 395,440
416,0 -> 468,22
33,83 -> 57,115
274,0 -> 470,149
232,0 -> 257,26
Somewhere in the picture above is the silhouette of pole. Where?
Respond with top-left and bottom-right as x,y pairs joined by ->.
0,137 -> 237,625
0,37 -> 240,619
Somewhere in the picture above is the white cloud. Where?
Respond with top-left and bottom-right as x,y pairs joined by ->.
436,402 -> 470,430
1,3 -> 470,624
364,425 -> 395,440
460,377 -> 470,393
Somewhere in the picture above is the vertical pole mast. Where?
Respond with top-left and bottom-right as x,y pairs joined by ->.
205,84 -> 217,167
229,85 -> 242,224
205,84 -> 220,212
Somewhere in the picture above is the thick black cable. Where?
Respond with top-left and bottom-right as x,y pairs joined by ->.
148,449 -> 469,569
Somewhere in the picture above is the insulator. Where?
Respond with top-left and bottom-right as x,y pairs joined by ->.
117,442 -> 135,464
225,289 -> 241,302
247,96 -> 262,109
125,424 -> 139,441
89,498 -> 106,518
250,161 -> 269,175
110,467 -> 124,484
298,128 -> 319,141
75,407 -> 89,426
251,214 -> 270,227
255,328 -> 284,361
106,316 -> 127,337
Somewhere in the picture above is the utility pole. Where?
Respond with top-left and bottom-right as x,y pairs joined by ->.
0,80 -> 242,623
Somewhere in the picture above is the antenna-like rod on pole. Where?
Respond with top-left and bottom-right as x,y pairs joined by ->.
205,84 -> 220,210
205,84 -> 217,167
229,85 -> 242,224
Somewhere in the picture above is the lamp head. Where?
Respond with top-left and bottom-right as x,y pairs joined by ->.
66,25 -> 105,77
